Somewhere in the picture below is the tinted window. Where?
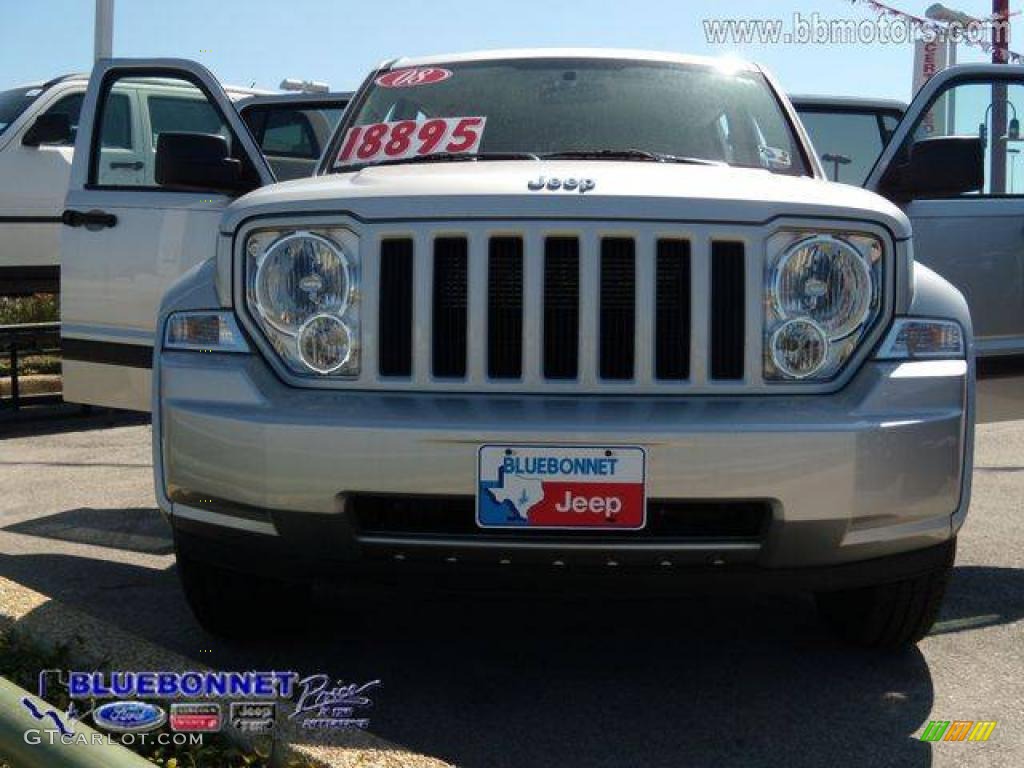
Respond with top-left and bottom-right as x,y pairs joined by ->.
148,95 -> 226,145
243,105 -> 345,158
32,91 -> 131,148
0,86 -> 41,136
797,110 -> 885,185
40,93 -> 83,146
263,111 -> 315,156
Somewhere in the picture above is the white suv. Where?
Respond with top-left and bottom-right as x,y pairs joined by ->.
0,72 -> 347,295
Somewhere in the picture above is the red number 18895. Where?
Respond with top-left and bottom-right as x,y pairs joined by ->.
335,116 -> 486,167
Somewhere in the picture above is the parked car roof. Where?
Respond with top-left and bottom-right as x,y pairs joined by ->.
390,48 -> 760,72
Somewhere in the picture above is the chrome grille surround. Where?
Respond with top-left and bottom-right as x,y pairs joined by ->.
233,215 -> 896,395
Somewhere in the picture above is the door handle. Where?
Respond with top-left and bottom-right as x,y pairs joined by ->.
109,160 -> 144,170
61,209 -> 118,230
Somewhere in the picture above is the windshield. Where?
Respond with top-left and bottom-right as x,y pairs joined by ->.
0,85 -> 42,137
330,58 -> 808,175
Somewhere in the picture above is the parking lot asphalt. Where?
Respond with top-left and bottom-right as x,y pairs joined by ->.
1,409 -> 1022,768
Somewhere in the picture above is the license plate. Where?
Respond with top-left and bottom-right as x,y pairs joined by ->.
477,445 -> 646,530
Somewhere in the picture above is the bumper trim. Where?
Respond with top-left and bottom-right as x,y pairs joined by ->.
173,516 -> 955,593
174,503 -> 277,536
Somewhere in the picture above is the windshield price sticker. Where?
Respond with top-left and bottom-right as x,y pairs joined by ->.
335,116 -> 487,167
375,68 -> 453,88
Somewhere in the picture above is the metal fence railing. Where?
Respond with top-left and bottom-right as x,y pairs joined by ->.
0,321 -> 61,410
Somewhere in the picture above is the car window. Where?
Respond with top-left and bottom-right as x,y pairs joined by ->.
881,113 -> 900,143
93,75 -> 253,189
797,109 -> 885,185
147,94 -> 227,146
261,111 -> 315,156
0,85 -> 42,136
242,104 -> 345,158
902,79 -> 1024,196
34,91 -> 131,148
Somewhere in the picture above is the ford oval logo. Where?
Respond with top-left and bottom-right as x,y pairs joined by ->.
93,701 -> 167,733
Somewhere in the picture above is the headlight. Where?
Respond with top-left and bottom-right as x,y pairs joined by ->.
765,231 -> 883,381
245,228 -> 360,376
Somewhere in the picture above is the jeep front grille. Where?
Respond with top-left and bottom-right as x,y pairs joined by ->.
368,223 -> 759,392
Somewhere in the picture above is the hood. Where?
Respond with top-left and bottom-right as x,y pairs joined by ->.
223,161 -> 911,239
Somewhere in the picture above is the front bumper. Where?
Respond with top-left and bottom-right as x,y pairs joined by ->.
155,351 -> 970,577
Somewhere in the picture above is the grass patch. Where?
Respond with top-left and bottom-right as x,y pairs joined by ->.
0,294 -> 58,325
0,629 -> 310,768
0,354 -> 60,378
1,294 -> 61,380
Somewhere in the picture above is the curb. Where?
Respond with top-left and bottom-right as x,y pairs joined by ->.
0,676 -> 154,768
0,576 -> 451,768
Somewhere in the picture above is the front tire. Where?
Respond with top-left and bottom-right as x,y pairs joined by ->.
816,539 -> 956,649
176,550 -> 312,641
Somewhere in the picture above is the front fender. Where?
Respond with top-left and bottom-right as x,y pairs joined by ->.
903,260 -> 975,533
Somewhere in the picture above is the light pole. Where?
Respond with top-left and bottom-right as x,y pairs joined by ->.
94,0 -> 114,62
821,153 -> 852,182
992,0 -> 1010,194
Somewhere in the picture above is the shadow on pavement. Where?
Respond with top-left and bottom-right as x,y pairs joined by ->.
4,550 -> 1023,768
0,406 -> 148,440
3,507 -> 173,556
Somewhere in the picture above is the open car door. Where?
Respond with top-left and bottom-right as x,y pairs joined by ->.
60,59 -> 274,411
237,92 -> 350,181
867,64 -> 1024,423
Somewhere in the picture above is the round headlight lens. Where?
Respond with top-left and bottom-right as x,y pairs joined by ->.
771,318 -> 828,379
297,314 -> 353,374
773,235 -> 872,340
255,232 -> 351,334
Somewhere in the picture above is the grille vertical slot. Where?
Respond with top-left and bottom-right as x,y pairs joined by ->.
543,237 -> 580,380
599,238 -> 636,380
378,238 -> 414,377
432,237 -> 468,378
710,241 -> 745,380
655,239 -> 691,380
487,237 -> 524,379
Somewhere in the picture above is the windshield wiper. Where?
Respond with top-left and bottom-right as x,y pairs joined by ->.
351,151 -> 540,169
540,149 -> 725,166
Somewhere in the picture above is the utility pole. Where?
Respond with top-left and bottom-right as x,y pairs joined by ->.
95,0 -> 114,62
992,0 -> 1010,193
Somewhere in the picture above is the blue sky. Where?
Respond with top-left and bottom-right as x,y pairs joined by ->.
0,0 -> 1007,99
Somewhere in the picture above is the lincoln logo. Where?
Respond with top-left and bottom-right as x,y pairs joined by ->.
527,176 -> 596,193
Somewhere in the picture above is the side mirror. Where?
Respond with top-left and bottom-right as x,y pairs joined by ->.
155,132 -> 248,194
880,136 -> 984,201
22,113 -> 73,147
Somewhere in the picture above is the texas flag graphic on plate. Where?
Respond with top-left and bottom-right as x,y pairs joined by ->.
477,445 -> 646,530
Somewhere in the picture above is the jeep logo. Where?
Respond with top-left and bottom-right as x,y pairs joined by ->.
527,176 -> 596,193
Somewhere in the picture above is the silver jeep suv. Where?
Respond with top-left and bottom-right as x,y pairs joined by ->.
65,50 -> 976,648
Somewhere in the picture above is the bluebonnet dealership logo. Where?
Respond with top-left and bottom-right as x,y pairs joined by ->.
33,669 -> 380,734
65,670 -> 297,698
